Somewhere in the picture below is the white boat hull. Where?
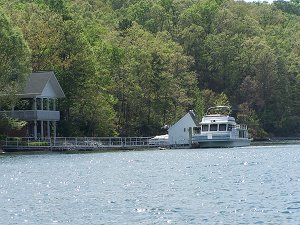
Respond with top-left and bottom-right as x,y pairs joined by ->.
192,138 -> 250,148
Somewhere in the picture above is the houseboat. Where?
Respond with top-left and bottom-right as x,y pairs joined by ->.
191,106 -> 250,148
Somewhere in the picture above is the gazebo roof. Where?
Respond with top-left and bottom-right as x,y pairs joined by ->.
18,71 -> 65,98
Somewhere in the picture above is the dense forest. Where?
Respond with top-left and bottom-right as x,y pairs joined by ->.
1,0 -> 300,138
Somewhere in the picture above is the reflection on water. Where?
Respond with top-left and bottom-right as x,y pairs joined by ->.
1,144 -> 300,224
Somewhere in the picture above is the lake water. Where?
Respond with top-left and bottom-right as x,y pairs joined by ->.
1,144 -> 300,225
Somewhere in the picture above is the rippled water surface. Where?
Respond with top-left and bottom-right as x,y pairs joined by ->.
1,144 -> 300,224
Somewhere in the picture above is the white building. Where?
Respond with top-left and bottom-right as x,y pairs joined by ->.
168,110 -> 199,146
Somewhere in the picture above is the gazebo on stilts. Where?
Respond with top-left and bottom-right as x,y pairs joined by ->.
3,71 -> 65,141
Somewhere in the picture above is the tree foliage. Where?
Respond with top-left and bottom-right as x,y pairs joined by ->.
1,0 -> 300,138
0,9 -> 31,106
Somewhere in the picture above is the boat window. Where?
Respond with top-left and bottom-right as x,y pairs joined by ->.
219,124 -> 227,131
210,124 -> 218,131
193,127 -> 201,134
202,124 -> 209,131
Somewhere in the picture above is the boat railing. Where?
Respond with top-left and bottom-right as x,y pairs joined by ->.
205,106 -> 231,116
236,124 -> 247,130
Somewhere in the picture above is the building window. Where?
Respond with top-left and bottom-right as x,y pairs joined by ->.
184,128 -> 186,132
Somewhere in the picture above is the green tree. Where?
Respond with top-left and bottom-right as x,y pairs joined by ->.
200,89 -> 230,113
213,92 -> 230,107
0,10 -> 30,137
0,11 -> 31,107
55,20 -> 118,136
237,103 -> 267,139
2,0 -> 300,138
114,24 -> 197,135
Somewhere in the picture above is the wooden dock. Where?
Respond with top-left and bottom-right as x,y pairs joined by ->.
2,137 -> 169,152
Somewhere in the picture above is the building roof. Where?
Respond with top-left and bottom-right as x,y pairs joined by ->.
168,110 -> 199,131
188,110 -> 200,125
18,71 -> 65,98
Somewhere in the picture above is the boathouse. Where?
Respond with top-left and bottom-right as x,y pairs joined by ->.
168,110 -> 199,146
0,71 -> 65,140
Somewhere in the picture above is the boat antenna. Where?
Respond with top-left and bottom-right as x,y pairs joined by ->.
206,106 -> 231,115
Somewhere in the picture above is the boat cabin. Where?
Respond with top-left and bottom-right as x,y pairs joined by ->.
193,115 -> 248,138
192,106 -> 250,147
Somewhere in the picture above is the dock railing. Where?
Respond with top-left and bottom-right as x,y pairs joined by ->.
4,136 -> 164,151
5,137 -> 51,148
